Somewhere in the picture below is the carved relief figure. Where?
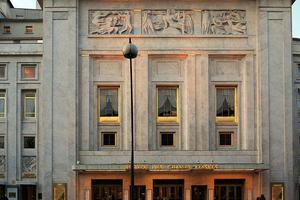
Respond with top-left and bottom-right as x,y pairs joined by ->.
22,156 -> 37,178
202,10 -> 247,35
89,11 -> 133,35
142,11 -> 155,34
0,156 -> 5,173
142,9 -> 193,35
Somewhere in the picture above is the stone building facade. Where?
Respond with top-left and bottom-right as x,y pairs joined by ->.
0,0 -> 298,199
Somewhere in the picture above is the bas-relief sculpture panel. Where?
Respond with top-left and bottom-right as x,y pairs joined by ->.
88,9 -> 247,36
89,10 -> 133,35
22,156 -> 37,178
202,10 -> 247,35
142,9 -> 194,35
0,156 -> 5,178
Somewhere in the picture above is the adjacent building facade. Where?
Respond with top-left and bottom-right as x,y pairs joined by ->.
0,0 -> 298,199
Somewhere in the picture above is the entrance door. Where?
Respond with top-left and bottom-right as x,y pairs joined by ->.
21,185 -> 36,200
214,179 -> 244,200
153,180 -> 184,200
192,185 -> 207,200
92,180 -> 122,200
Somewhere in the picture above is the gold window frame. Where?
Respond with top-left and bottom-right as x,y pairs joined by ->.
160,132 -> 176,147
0,92 -> 6,118
271,183 -> 284,200
215,86 -> 238,124
24,93 -> 36,119
98,87 -> 120,123
156,86 -> 179,123
53,183 -> 67,200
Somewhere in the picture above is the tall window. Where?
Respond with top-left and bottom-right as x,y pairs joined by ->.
0,64 -> 6,79
98,87 -> 119,123
0,91 -> 6,118
23,91 -> 36,119
157,86 -> 178,123
216,86 -> 238,123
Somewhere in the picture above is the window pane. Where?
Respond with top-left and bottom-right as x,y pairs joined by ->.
100,89 -> 118,117
22,66 -> 36,79
161,132 -> 174,146
216,88 -> 235,117
0,97 -> 5,118
219,132 -> 233,146
26,26 -> 33,33
0,136 -> 4,149
158,88 -> 177,117
102,132 -> 116,146
26,98 -> 35,117
0,66 -> 5,78
24,136 -> 35,148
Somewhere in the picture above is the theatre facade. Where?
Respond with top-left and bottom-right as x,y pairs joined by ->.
0,0 -> 298,199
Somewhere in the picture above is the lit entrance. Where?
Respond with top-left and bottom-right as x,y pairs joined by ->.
92,180 -> 122,200
191,185 -> 207,200
153,179 -> 184,200
214,179 -> 244,200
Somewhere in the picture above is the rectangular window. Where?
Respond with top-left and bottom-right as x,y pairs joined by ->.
161,132 -> 175,146
21,64 -> 36,80
0,136 -> 4,149
23,136 -> 35,149
0,92 -> 6,118
298,65 -> 300,76
271,183 -> 284,200
0,65 -> 6,79
23,91 -> 36,119
98,87 -> 119,123
219,132 -> 234,146
216,86 -> 238,123
25,26 -> 33,33
3,26 -> 10,33
102,132 -> 116,146
157,86 -> 178,123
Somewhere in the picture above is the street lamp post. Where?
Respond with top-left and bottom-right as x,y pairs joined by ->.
122,38 -> 138,200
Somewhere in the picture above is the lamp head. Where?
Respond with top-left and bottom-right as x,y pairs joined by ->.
122,38 -> 138,59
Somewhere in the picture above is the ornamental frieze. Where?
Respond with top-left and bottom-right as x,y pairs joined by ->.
89,10 -> 133,35
142,9 -> 194,35
88,9 -> 247,36
202,10 -> 247,35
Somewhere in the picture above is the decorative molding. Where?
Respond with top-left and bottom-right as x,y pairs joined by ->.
202,10 -> 247,35
142,9 -> 194,35
89,10 -> 133,35
22,156 -> 36,178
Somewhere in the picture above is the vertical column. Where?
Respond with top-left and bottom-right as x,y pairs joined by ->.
241,54 -> 255,150
196,54 -> 209,150
124,189 -> 129,200
80,55 -> 90,151
7,62 -> 17,184
183,54 -> 196,150
185,189 -> 191,200
146,189 -> 152,200
135,52 -> 149,150
208,188 -> 214,200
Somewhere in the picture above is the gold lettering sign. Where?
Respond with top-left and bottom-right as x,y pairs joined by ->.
125,164 -> 219,171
